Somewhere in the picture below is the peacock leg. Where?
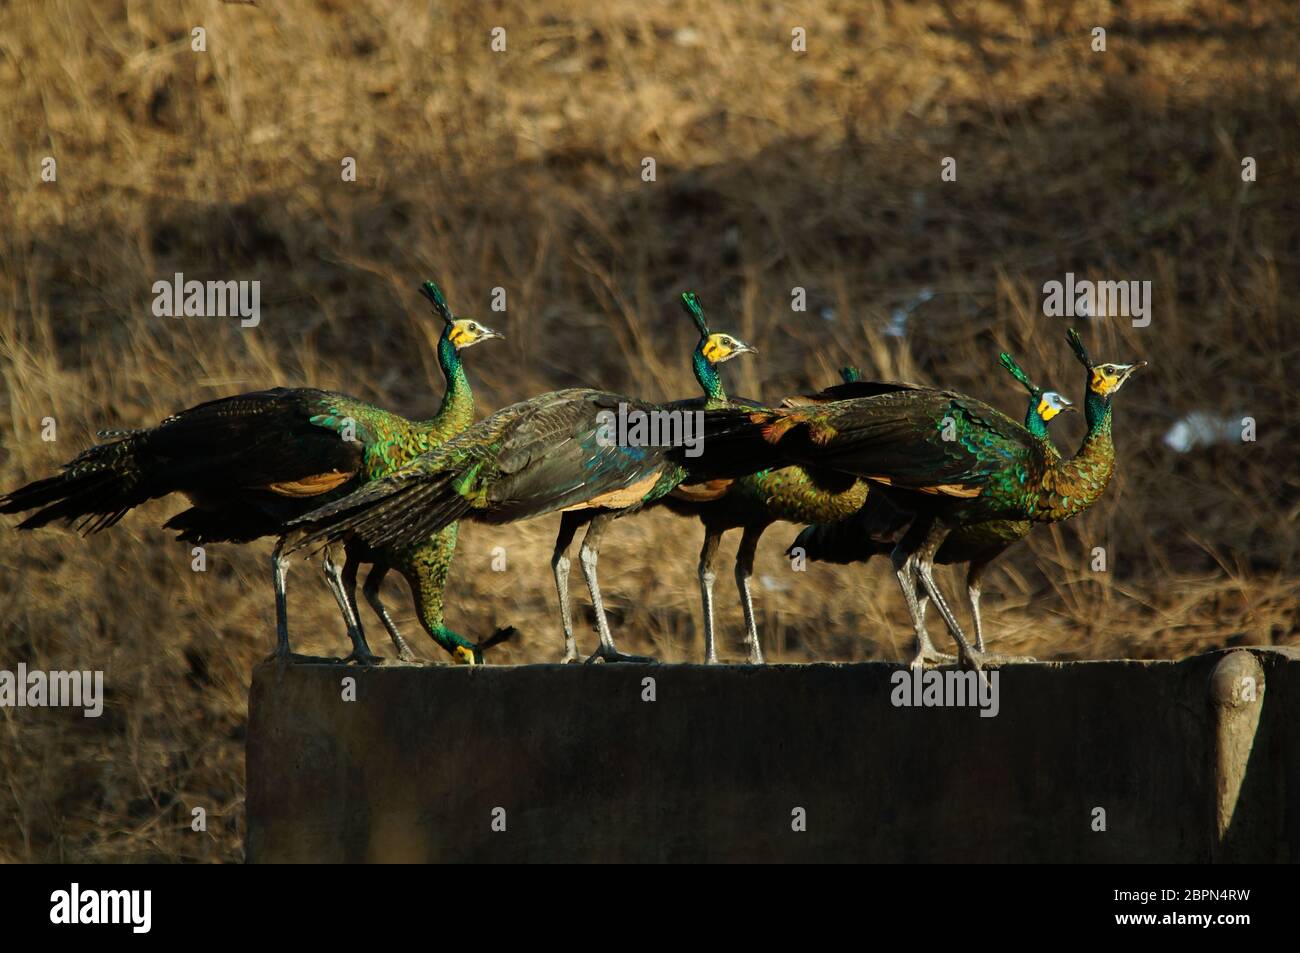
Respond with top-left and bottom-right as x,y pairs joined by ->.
735,523 -> 766,665
964,555 -> 1036,664
697,526 -> 722,664
272,538 -> 291,658
910,575 -> 954,665
362,562 -> 416,662
890,520 -> 955,667
967,558 -> 988,653
322,543 -> 380,665
910,521 -> 987,671
269,538 -> 337,664
552,511 -> 584,663
581,513 -> 652,663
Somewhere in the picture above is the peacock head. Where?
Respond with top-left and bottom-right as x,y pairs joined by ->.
448,317 -> 504,350
680,291 -> 756,365
1037,390 -> 1075,422
999,352 -> 1076,424
421,280 -> 504,350
1066,329 -> 1145,401
702,331 -> 756,364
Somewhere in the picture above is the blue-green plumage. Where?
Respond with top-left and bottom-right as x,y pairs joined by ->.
285,296 -> 765,663
698,328 -> 1143,668
658,296 -> 872,663
790,352 -> 1076,656
0,281 -> 506,664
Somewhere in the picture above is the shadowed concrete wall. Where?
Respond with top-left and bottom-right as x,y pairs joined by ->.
245,647 -> 1298,863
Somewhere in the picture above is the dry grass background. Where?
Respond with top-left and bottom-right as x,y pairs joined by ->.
0,0 -> 1297,861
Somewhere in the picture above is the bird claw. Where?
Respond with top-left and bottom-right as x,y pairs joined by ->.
342,650 -> 383,666
957,647 -> 1036,671
909,647 -> 958,668
970,650 -> 1036,667
387,637 -> 416,663
585,646 -> 654,664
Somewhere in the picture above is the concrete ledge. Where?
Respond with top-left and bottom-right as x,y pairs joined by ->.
245,648 -> 1299,862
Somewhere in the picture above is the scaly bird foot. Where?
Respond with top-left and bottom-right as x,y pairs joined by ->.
342,648 -> 383,666
957,647 -> 1037,672
911,625 -> 957,668
971,650 -> 1036,666
585,645 -> 654,664
388,636 -> 417,663
909,646 -> 958,668
909,631 -> 961,670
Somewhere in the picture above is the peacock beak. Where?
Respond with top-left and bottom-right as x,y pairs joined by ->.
1114,361 -> 1146,390
480,326 -> 505,342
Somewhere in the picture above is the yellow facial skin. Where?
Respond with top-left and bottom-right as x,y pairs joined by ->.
453,645 -> 477,665
1036,392 -> 1075,422
1089,362 -> 1145,397
447,319 -> 503,349
701,332 -> 755,364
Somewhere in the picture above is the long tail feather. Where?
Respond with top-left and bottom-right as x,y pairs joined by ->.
2,388 -> 354,539
0,438 -> 147,533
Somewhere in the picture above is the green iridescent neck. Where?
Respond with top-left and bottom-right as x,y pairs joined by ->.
1033,388 -> 1115,520
1070,390 -> 1114,468
692,346 -> 727,406
1022,398 -> 1063,462
1083,389 -> 1113,435
426,331 -> 473,430
1023,402 -> 1049,440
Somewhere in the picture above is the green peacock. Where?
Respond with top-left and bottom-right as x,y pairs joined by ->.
0,281 -> 510,664
658,293 -> 872,664
691,327 -> 1144,669
283,324 -> 777,663
536,294 -> 759,662
788,352 -> 1075,664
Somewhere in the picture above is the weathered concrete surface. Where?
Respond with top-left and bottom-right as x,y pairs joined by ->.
246,647 -> 1299,863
